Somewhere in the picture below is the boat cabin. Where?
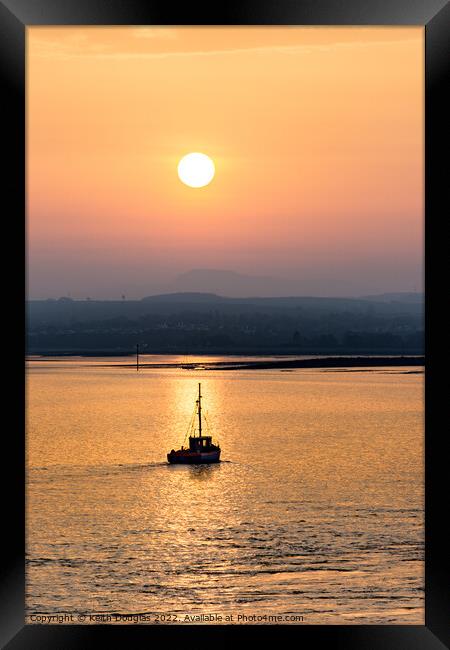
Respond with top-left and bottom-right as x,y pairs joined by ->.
189,435 -> 215,452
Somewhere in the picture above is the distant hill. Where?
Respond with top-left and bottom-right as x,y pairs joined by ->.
361,292 -> 424,304
142,292 -> 225,303
169,268 -> 296,297
27,291 -> 424,328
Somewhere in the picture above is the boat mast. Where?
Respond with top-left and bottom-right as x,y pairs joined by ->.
197,382 -> 202,437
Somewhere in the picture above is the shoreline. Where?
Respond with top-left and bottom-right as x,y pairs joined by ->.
209,356 -> 425,371
127,356 -> 424,371
31,355 -> 425,371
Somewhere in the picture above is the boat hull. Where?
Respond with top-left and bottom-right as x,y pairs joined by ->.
167,449 -> 221,464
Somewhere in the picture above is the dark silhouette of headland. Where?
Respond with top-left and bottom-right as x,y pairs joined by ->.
27,291 -> 424,358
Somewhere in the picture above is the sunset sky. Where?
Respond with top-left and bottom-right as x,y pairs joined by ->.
27,27 -> 424,299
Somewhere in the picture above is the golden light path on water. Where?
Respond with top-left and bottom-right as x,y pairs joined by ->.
26,360 -> 424,624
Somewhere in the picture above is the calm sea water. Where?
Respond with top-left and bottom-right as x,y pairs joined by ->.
26,358 -> 424,624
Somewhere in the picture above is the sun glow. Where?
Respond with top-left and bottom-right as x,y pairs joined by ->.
177,153 -> 215,188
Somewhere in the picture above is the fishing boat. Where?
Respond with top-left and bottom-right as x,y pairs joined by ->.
167,383 -> 221,464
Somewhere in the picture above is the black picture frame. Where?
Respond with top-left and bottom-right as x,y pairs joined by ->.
2,0 -> 448,647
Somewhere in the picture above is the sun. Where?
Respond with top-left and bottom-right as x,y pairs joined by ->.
178,152 -> 215,188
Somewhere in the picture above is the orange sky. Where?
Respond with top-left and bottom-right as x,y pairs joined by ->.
27,27 -> 424,298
